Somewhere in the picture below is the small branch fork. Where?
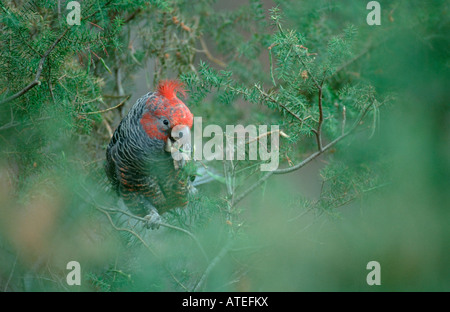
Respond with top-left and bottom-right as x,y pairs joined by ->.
78,95 -> 131,115
0,0 -> 114,106
78,184 -> 189,290
295,46 -> 325,152
233,26 -> 378,206
233,101 -> 374,206
81,184 -> 210,291
98,206 -> 209,263
198,38 -> 226,68
96,206 -> 189,291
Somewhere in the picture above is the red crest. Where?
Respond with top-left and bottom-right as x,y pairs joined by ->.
157,80 -> 186,100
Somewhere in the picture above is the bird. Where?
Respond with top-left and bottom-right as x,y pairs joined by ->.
105,79 -> 194,229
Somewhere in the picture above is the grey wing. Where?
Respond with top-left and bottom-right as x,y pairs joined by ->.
105,124 -> 123,195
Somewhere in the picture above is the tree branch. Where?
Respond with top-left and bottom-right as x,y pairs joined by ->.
0,116 -> 52,132
332,44 -> 373,77
124,8 -> 142,24
233,171 -> 273,206
192,239 -> 233,292
199,38 -> 227,68
78,95 -> 131,115
273,132 -> 349,175
96,206 -> 189,291
0,0 -> 115,106
100,206 -> 209,263
254,84 -> 304,124
0,28 -> 70,105
274,101 -> 372,175
315,86 -> 324,151
233,101 -> 374,204
294,46 -> 325,151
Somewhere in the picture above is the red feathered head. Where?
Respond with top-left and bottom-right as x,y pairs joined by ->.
140,80 -> 193,141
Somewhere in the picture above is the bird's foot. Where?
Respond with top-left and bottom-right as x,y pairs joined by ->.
143,210 -> 162,230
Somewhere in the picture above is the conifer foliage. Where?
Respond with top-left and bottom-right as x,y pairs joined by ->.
0,0 -> 447,292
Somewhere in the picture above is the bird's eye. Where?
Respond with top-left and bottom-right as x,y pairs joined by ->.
162,119 -> 169,126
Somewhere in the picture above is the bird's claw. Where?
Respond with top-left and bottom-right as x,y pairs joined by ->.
143,210 -> 162,230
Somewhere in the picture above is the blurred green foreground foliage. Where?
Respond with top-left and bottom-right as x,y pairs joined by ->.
0,0 -> 448,291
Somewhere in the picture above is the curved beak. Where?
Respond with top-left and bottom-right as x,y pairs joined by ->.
164,125 -> 191,152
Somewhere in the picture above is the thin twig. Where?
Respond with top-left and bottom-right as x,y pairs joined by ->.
246,129 -> 289,145
342,105 -> 346,135
97,207 -> 157,257
295,48 -> 321,90
268,47 -> 277,86
192,239 -> 233,292
274,102 -> 372,175
103,94 -> 131,99
96,206 -> 190,291
78,183 -> 189,291
199,38 -> 226,68
88,21 -> 104,30
0,121 -> 19,131
124,8 -> 142,24
233,171 -> 273,206
294,45 -> 324,151
316,86 -> 324,151
277,20 -> 327,152
333,45 -> 372,77
273,132 -> 349,175
114,54 -> 125,102
254,84 -> 304,124
0,116 -> 52,132
159,222 -> 209,262
101,207 -> 209,263
0,0 -> 115,105
79,95 -> 130,115
293,45 -> 327,152
4,254 -> 18,291
103,118 -> 113,138
0,28 -> 70,105
234,102 -> 374,204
